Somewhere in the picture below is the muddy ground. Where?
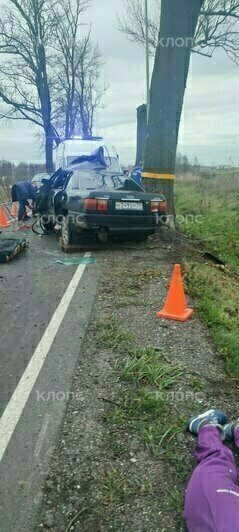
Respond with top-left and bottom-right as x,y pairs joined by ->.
37,229 -> 239,532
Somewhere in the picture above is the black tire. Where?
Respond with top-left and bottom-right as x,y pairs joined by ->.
40,215 -> 56,232
125,233 -> 149,242
134,234 -> 149,242
61,215 -> 74,246
97,228 -> 108,243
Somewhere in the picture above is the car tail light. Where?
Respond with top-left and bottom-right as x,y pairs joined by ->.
84,198 -> 109,211
97,199 -> 108,211
150,200 -> 167,212
158,200 -> 167,212
84,199 -> 97,210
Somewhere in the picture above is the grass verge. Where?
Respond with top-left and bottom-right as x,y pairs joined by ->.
176,177 -> 239,273
185,262 -> 239,376
96,317 -> 194,524
176,175 -> 239,376
96,316 -> 134,352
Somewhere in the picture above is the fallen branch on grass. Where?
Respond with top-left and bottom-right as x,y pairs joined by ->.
64,507 -> 88,532
98,397 -> 121,407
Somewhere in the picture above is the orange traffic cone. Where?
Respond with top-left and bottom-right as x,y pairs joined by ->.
0,206 -> 10,228
11,202 -> 18,217
157,264 -> 193,322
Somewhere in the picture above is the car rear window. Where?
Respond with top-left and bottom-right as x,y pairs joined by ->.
66,170 -> 142,192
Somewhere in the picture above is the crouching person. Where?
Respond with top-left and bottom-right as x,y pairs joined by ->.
11,181 -> 36,228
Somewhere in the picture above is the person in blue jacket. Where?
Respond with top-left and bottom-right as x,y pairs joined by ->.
11,181 -> 36,224
131,163 -> 142,185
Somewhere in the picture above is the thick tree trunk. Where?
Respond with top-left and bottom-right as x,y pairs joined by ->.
45,131 -> 54,174
65,94 -> 71,139
135,104 -> 147,166
82,120 -> 90,139
79,95 -> 90,138
143,0 -> 204,215
37,43 -> 56,174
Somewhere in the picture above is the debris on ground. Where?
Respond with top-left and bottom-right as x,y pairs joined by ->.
56,257 -> 96,266
0,235 -> 27,263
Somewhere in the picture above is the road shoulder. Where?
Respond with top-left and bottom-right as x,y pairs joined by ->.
37,239 -> 239,531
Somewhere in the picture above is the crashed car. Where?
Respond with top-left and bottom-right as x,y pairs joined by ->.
35,148 -> 167,245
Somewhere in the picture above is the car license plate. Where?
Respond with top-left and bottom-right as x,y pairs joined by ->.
115,201 -> 143,211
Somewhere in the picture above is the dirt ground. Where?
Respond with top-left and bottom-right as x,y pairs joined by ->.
37,229 -> 239,532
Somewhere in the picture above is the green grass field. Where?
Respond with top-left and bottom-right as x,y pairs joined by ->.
176,171 -> 239,375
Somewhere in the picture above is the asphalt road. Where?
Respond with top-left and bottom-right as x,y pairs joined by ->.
0,230 -> 100,531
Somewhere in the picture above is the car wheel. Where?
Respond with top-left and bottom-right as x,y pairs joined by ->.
61,215 -> 74,246
125,233 -> 149,242
97,228 -> 108,243
40,215 -> 56,232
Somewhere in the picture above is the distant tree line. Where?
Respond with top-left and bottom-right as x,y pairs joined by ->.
176,154 -> 222,178
0,160 -> 45,185
176,153 -> 201,174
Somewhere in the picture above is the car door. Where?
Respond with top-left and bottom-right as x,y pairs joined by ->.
45,171 -> 69,215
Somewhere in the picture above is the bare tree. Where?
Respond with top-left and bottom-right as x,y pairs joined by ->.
118,0 -> 239,63
0,0 -> 106,172
0,0 -> 60,173
52,0 -> 106,140
51,0 -> 88,140
195,0 -> 239,62
75,40 -> 107,137
118,0 -> 160,53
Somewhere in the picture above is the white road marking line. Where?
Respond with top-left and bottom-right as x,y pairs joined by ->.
0,252 -> 91,463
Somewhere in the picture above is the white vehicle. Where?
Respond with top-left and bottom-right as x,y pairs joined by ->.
55,137 -> 121,173
31,173 -> 50,189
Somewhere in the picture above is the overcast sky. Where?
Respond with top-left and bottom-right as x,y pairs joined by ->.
0,0 -> 239,165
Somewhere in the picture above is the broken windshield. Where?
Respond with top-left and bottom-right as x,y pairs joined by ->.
66,169 -> 142,191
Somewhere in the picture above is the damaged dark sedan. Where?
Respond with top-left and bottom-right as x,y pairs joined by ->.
35,148 -> 167,245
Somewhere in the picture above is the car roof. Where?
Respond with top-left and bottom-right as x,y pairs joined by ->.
65,164 -> 123,174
